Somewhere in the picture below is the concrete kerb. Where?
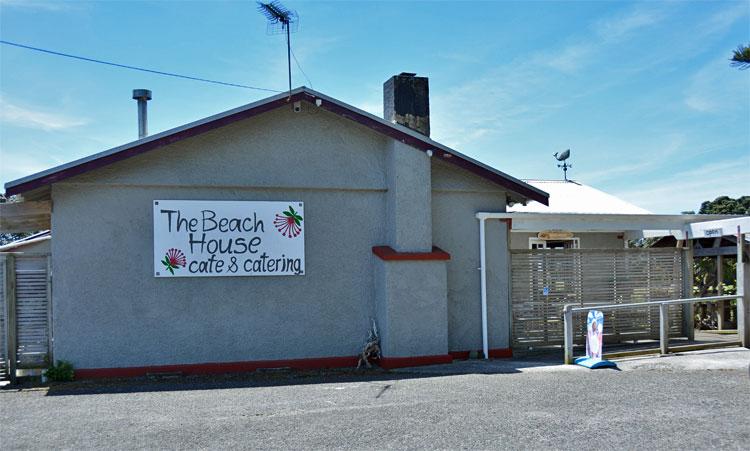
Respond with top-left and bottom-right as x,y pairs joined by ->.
2,348 -> 747,394
393,347 -> 750,375
613,347 -> 750,372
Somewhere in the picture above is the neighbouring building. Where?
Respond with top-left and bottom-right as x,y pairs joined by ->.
0,230 -> 50,254
507,179 -> 651,249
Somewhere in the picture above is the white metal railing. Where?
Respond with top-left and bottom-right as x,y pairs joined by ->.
563,294 -> 740,364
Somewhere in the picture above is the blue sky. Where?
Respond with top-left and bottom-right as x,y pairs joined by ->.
1,0 -> 748,213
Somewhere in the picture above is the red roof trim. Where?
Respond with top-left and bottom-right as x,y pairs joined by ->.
6,89 -> 549,205
488,348 -> 513,358
75,355 -> 359,379
449,348 -> 513,360
303,91 -> 547,205
379,354 -> 453,369
5,94 -> 300,196
75,353 -> 458,378
372,245 -> 451,261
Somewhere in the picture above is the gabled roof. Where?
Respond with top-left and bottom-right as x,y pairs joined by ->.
4,87 -> 548,205
507,180 -> 648,214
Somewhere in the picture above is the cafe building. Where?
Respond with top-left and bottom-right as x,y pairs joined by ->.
2,73 -> 549,377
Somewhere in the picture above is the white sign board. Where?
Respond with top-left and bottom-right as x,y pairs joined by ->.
703,228 -> 723,237
153,200 -> 304,277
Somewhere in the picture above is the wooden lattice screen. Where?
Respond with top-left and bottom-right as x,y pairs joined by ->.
0,254 -> 51,382
511,248 -> 685,353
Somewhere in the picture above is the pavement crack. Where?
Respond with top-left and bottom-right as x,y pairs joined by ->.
375,384 -> 392,399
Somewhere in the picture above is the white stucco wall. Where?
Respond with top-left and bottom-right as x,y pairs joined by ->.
51,105 -> 390,368
49,103 -> 514,369
431,159 -> 510,352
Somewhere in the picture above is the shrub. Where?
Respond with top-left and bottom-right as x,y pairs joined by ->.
44,360 -> 75,382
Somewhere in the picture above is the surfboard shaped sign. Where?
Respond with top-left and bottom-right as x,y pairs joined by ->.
575,310 -> 617,369
153,200 -> 305,277
586,310 -> 604,360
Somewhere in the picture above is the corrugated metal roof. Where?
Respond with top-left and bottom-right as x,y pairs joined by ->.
507,180 -> 651,214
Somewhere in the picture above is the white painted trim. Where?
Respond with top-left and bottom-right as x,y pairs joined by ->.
0,234 -> 50,252
475,212 -> 740,236
688,216 -> 750,238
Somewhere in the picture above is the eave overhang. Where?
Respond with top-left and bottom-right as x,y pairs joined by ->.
5,88 -> 549,206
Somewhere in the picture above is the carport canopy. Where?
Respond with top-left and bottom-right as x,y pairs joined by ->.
476,212 -> 748,241
473,212 -> 750,360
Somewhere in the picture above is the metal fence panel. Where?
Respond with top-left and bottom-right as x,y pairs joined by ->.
511,248 -> 684,352
15,256 -> 50,368
0,257 -> 6,379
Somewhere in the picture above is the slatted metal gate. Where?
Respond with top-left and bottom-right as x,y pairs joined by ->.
0,257 -> 6,380
0,254 -> 52,382
511,248 -> 685,353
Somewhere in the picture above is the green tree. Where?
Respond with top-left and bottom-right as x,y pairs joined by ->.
731,44 -> 750,69
691,194 -> 746,329
698,195 -> 750,215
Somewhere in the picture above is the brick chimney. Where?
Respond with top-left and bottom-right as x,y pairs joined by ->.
383,73 -> 430,137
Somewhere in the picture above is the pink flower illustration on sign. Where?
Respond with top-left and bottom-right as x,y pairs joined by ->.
274,206 -> 303,238
162,248 -> 186,275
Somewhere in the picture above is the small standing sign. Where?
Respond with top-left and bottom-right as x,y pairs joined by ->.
574,310 -> 617,369
586,310 -> 604,361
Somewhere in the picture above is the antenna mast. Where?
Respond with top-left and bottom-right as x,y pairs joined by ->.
257,1 -> 298,99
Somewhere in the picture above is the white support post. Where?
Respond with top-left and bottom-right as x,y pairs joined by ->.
479,218 -> 489,359
563,305 -> 573,364
737,228 -> 749,348
46,256 -> 53,364
716,254 -> 724,330
682,235 -> 695,341
659,303 -> 669,355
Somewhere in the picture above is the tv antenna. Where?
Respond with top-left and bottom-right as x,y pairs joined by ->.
553,149 -> 572,181
257,1 -> 298,99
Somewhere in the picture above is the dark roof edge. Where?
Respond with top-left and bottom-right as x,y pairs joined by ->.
5,87 -> 549,205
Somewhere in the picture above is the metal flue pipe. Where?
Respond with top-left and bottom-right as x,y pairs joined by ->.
132,89 -> 152,139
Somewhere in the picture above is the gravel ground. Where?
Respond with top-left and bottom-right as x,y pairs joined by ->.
1,349 -> 749,450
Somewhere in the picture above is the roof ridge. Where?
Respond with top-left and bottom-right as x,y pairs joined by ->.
4,86 -> 549,205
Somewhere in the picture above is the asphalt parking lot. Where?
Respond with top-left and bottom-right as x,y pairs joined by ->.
2,348 -> 749,450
